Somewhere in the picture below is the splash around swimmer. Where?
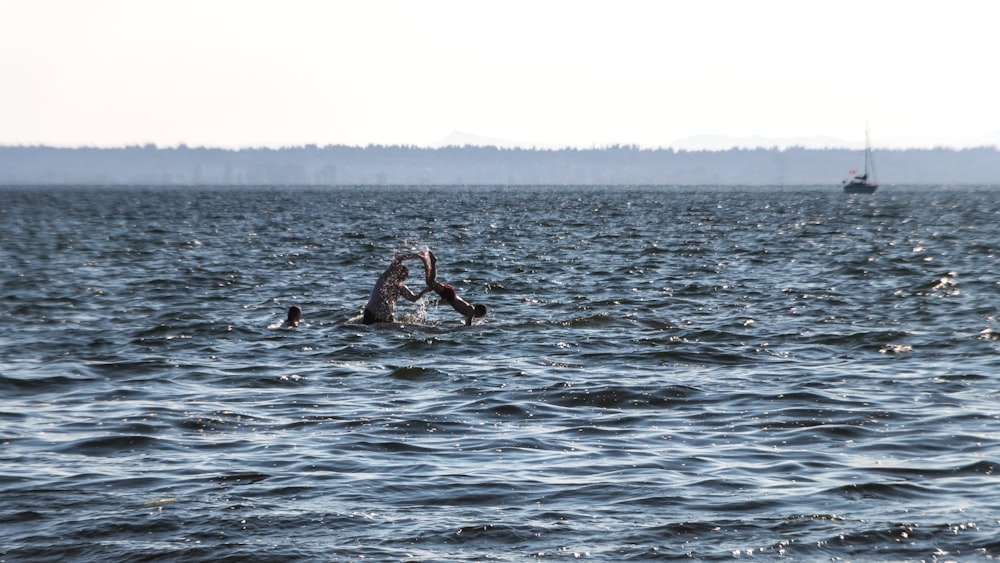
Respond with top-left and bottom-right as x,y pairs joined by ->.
362,248 -> 487,326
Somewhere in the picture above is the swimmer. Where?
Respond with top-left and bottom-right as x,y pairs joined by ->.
362,251 -> 431,324
282,305 -> 302,328
421,249 -> 487,325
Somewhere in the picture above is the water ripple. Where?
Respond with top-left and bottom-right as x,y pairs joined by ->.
2,185 -> 1000,561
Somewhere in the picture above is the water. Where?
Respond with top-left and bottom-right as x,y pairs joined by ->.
1,184 -> 999,561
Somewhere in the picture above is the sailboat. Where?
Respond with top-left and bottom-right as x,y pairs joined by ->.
843,124 -> 878,194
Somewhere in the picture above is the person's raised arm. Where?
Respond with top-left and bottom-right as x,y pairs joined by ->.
400,283 -> 433,302
418,250 -> 436,288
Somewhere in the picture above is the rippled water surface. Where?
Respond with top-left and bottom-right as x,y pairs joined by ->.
2,185 -> 999,561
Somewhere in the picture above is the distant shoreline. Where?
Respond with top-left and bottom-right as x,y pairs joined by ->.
3,144 -> 1000,186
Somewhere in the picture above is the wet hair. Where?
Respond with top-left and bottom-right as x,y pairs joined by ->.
473,304 -> 487,318
286,305 -> 302,325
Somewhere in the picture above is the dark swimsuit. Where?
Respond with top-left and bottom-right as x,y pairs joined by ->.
362,308 -> 391,325
439,283 -> 457,303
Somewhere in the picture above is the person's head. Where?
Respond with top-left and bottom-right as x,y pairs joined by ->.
392,264 -> 410,280
473,304 -> 487,318
286,305 -> 302,326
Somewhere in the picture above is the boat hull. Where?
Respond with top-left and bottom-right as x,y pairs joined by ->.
843,182 -> 877,194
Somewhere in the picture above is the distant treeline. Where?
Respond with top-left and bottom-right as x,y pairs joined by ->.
2,144 -> 1000,185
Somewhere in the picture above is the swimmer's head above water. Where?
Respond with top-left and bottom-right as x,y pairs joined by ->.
284,305 -> 302,327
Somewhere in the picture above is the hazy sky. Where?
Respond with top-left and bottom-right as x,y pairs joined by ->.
2,0 -> 998,149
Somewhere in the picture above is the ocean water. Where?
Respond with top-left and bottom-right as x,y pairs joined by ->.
1,184 -> 999,561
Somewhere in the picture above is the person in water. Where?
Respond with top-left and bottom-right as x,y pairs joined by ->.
362,251 -> 431,324
283,305 -> 302,328
421,249 -> 487,325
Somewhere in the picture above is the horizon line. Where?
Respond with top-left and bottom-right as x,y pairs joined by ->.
4,143 -> 1000,152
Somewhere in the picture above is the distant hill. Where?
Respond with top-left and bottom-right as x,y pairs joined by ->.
436,130 -> 1000,151
668,135 -> 856,151
433,131 -> 534,149
2,144 -> 1000,186
668,132 -> 1000,151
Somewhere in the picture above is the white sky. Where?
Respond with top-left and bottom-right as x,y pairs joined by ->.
2,0 -> 998,149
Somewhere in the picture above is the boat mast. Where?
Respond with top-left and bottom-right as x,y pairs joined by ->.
865,121 -> 876,183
